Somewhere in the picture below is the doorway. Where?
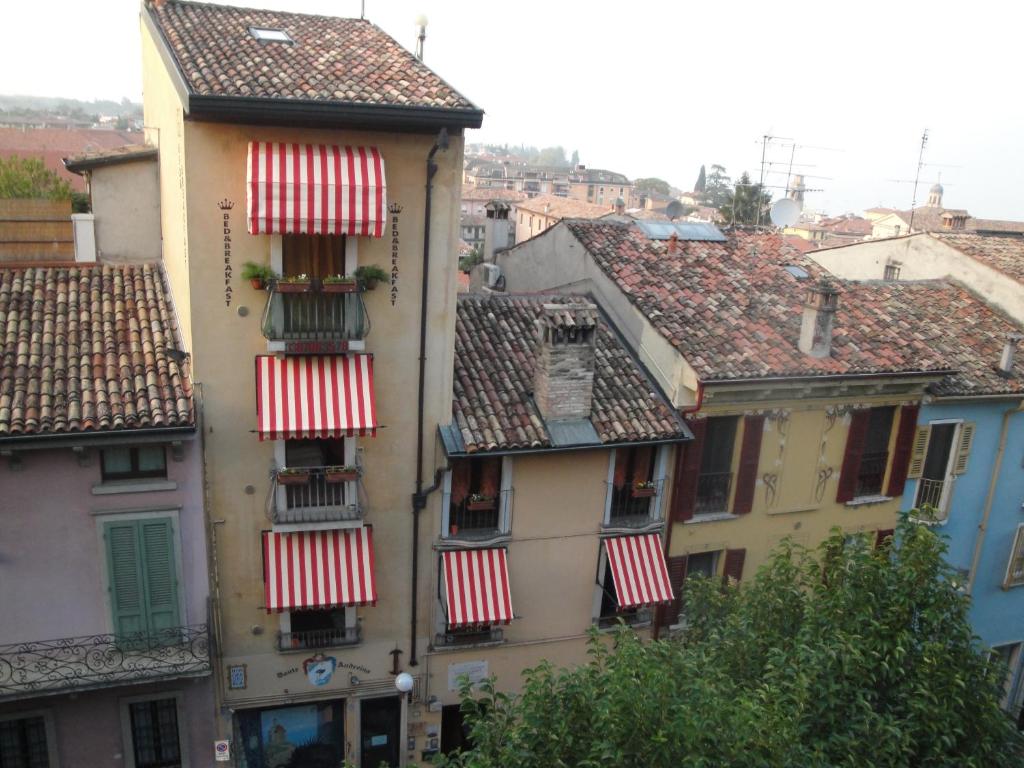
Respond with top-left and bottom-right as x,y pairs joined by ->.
360,696 -> 401,767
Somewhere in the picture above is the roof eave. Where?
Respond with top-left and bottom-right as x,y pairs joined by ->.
63,148 -> 158,174
0,424 -> 197,451
701,369 -> 957,386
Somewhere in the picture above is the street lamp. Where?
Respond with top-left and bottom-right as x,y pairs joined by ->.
414,14 -> 428,61
395,672 -> 414,694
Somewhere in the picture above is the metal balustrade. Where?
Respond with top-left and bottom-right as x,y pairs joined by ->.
447,489 -> 512,539
607,479 -> 664,527
271,466 -> 361,524
855,451 -> 889,497
916,477 -> 946,510
261,283 -> 369,342
278,625 -> 361,652
695,471 -> 733,514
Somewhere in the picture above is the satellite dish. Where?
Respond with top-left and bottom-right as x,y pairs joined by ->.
665,200 -> 685,220
769,198 -> 800,228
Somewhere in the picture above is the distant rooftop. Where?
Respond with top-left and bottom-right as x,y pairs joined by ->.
514,193 -> 610,220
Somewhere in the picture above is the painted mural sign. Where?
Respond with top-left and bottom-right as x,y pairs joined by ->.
303,653 -> 337,687
389,202 -> 402,306
220,199 -> 235,307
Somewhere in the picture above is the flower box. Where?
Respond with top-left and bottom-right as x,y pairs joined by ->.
467,497 -> 497,512
631,485 -> 657,498
321,281 -> 360,294
325,467 -> 359,483
276,281 -> 311,294
278,470 -> 311,486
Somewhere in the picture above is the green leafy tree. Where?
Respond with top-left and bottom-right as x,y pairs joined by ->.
719,171 -> 772,225
694,164 -> 706,194
570,149 -> 580,167
537,146 -> 568,167
704,163 -> 731,208
436,519 -> 1023,768
459,245 -> 483,274
0,156 -> 72,200
634,177 -> 671,196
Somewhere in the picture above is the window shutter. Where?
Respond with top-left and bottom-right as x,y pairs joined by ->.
478,457 -> 502,498
671,420 -> 706,522
732,415 -> 764,515
104,521 -> 146,638
612,448 -> 629,489
450,460 -> 471,505
139,519 -> 180,637
885,405 -> 920,497
631,445 -> 654,486
906,426 -> 931,479
656,555 -> 689,627
836,410 -> 870,503
953,422 -> 975,475
723,548 -> 746,584
874,528 -> 895,549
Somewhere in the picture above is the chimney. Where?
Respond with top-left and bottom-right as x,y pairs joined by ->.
614,196 -> 625,215
798,279 -> 840,358
668,232 -> 679,254
534,301 -> 598,421
483,200 -> 511,262
998,333 -> 1023,376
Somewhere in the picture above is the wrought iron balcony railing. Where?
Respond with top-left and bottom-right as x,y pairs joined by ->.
261,281 -> 369,349
0,625 -> 210,701
278,625 -> 361,652
446,489 -> 512,540
695,471 -> 733,515
271,466 -> 362,525
606,479 -> 664,527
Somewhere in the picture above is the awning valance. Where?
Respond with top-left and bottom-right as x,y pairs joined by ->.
256,354 -> 377,440
263,527 -> 377,613
605,534 -> 673,609
247,142 -> 387,237
442,548 -> 514,628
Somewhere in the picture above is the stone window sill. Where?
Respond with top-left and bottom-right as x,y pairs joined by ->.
766,505 -> 819,516
844,494 -> 892,507
92,479 -> 177,496
684,512 -> 739,525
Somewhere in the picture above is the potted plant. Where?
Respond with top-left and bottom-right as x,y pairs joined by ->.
321,274 -> 360,294
467,493 -> 496,512
276,274 -> 312,293
277,467 -> 311,486
632,480 -> 657,498
241,261 -> 276,290
324,465 -> 359,483
354,264 -> 389,290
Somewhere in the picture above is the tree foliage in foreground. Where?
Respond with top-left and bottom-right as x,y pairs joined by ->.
719,171 -> 772,225
0,156 -> 72,200
437,519 -> 1022,767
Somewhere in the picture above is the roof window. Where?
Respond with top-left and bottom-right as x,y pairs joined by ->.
784,265 -> 809,280
249,27 -> 293,43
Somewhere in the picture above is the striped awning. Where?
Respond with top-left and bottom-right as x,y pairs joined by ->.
604,534 -> 673,608
441,549 -> 513,628
256,355 -> 377,440
247,142 -> 387,237
263,527 -> 377,613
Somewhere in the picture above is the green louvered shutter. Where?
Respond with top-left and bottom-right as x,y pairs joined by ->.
105,521 -> 147,640
139,519 -> 180,640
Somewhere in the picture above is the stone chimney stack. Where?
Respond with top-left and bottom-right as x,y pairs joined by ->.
998,333 -> 1023,376
534,301 -> 598,421
483,200 -> 511,262
798,279 -> 841,358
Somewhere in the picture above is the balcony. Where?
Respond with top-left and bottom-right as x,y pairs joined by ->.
271,466 -> 362,525
445,489 -> 512,542
606,480 -> 664,529
434,627 -> 504,649
0,625 -> 210,701
261,280 -> 369,352
695,471 -> 733,515
278,625 -> 361,652
916,477 -> 945,508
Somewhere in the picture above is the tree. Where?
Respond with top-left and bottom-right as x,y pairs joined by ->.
536,146 -> 567,167
436,518 -> 1023,767
634,177 -> 671,196
570,149 -> 580,168
0,156 -> 72,200
704,163 -> 731,208
693,164 -> 706,194
719,171 -> 772,225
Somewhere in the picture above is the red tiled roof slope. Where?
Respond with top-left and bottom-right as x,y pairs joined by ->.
931,233 -> 1024,285
0,128 -> 142,192
150,0 -> 478,111
0,264 -> 193,436
454,294 -> 685,453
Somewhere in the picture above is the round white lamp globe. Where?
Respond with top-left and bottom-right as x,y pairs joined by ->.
395,672 -> 414,693
414,14 -> 428,28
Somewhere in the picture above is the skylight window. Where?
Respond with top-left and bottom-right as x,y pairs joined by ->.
784,265 -> 810,280
249,27 -> 293,43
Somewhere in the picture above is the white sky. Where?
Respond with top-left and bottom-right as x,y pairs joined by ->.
3,0 -> 1022,218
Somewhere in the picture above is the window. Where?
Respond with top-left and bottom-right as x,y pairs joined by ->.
282,234 -> 345,278
1004,524 -> 1024,589
248,27 -> 293,43
686,551 -> 718,580
103,517 -> 180,642
884,262 -> 901,281
893,225 -> 901,236
128,698 -> 181,768
0,715 -> 51,768
696,417 -> 738,514
102,446 -> 167,482
280,607 -> 358,650
443,457 -> 510,539
990,643 -> 1024,715
855,407 -> 894,497
908,421 -> 973,521
597,559 -> 645,627
233,701 -> 345,768
607,445 -> 662,524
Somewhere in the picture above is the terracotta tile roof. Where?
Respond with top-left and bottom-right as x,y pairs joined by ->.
149,0 -> 478,112
564,221 -> 959,382
970,218 -> 1024,235
0,264 -> 194,437
461,186 -> 527,203
930,233 -> 1024,284
64,144 -> 157,173
0,128 -> 142,192
452,293 -> 686,453
514,194 -> 610,220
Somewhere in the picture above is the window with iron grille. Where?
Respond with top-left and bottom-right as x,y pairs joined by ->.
884,262 -> 901,281
0,716 -> 50,768
129,698 -> 181,768
446,457 -> 506,537
855,407 -> 895,497
696,417 -> 737,514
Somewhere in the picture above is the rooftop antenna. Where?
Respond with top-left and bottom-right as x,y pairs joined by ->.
414,14 -> 428,61
908,128 -> 928,231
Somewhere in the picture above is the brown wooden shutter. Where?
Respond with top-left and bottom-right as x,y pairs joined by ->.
874,528 -> 895,549
632,445 -> 654,486
836,410 -> 871,503
671,420 -> 706,522
953,422 -> 976,475
732,415 -> 765,514
906,426 -> 931,479
723,548 -> 746,584
885,405 -> 920,497
612,448 -> 630,489
655,555 -> 689,628
450,459 -> 471,505
478,457 -> 502,497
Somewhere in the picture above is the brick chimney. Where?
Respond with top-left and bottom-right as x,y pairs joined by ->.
534,301 -> 598,421
798,279 -> 840,358
998,333 -> 1023,376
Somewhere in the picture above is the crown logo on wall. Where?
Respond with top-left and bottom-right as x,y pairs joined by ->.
388,203 -> 403,214
218,199 -> 235,210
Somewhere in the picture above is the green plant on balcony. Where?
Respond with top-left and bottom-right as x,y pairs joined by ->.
321,274 -> 360,294
632,480 -> 657,498
354,264 -> 389,290
277,467 -> 311,486
277,273 -> 312,293
324,465 -> 360,483
242,261 -> 277,289
467,493 -> 497,512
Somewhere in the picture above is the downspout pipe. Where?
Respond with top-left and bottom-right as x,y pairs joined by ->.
410,128 -> 449,667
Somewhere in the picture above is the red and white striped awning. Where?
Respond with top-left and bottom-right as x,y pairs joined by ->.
604,534 -> 673,609
263,527 -> 377,613
441,549 -> 514,628
255,355 -> 377,440
247,142 -> 387,237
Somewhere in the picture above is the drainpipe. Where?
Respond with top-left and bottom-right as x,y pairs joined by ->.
967,400 -> 1024,593
410,128 -> 449,667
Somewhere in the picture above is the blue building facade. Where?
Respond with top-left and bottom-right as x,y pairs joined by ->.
903,398 -> 1024,720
